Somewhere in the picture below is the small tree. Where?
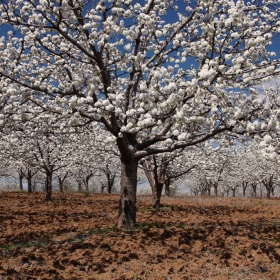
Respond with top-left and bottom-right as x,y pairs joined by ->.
140,149 -> 196,209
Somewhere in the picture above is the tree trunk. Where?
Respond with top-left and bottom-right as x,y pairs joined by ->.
58,179 -> 64,193
252,189 -> 256,198
214,184 -> 218,197
105,165 -> 115,194
165,184 -> 170,197
266,188 -> 271,198
232,188 -> 236,197
32,180 -> 37,192
58,172 -> 68,193
19,178 -> 23,191
84,178 -> 90,196
107,175 -> 115,194
242,183 -> 247,197
251,183 -> 257,198
19,171 -> 24,191
263,176 -> 274,198
78,182 -> 82,193
45,171 -> 53,201
165,179 -> 171,197
107,180 -> 113,194
27,176 -> 32,194
117,158 -> 138,228
207,186 -> 211,196
152,183 -> 164,210
101,183 -> 106,194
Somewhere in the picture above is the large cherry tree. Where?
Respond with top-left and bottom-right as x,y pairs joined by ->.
0,0 -> 280,227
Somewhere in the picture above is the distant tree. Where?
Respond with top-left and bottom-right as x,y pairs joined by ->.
0,119 -> 72,199
57,170 -> 70,193
140,148 -> 197,209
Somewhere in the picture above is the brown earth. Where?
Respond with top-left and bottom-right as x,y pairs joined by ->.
1,192 -> 280,280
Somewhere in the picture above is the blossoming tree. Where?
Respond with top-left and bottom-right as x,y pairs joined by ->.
140,147 -> 198,209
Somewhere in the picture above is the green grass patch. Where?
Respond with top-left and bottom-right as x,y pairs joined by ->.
100,243 -> 111,251
0,236 -> 53,256
87,225 -> 119,237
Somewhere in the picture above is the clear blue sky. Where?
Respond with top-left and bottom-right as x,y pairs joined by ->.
0,3 -> 279,60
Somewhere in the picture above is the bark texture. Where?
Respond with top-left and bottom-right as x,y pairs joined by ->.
45,171 -> 53,201
117,159 -> 138,228
26,170 -> 34,194
152,183 -> 164,210
19,169 -> 24,191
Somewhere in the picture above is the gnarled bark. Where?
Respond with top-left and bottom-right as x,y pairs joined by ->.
152,183 -> 164,210
117,158 -> 138,228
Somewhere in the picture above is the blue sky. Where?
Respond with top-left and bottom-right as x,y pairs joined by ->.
0,2 -> 279,62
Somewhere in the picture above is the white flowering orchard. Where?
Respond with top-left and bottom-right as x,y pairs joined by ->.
0,0 -> 279,227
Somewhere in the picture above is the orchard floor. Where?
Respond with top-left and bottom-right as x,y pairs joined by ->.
1,192 -> 280,280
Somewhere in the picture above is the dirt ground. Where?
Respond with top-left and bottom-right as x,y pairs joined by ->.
1,192 -> 280,280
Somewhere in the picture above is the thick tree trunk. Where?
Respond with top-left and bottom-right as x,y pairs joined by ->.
232,188 -> 236,197
45,171 -> 53,201
152,183 -> 164,210
117,158 -> 138,228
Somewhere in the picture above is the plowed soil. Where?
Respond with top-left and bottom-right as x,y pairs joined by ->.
1,192 -> 280,280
